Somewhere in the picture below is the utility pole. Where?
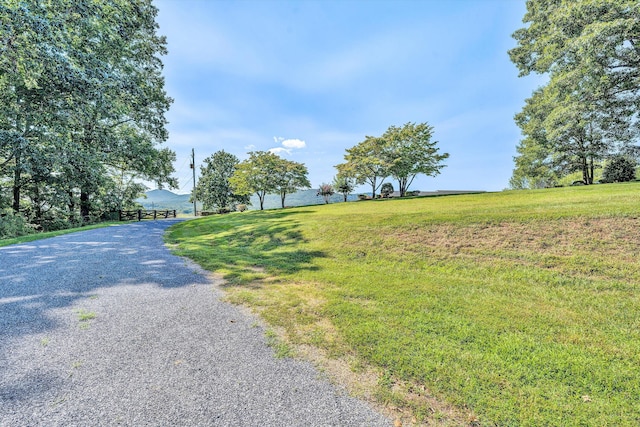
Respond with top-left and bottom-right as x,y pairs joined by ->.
191,148 -> 197,216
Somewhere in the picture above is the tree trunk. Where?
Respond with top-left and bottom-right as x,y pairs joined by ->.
68,191 -> 76,222
343,193 -> 347,202
371,177 -> 376,199
399,178 -> 407,197
589,156 -> 594,184
12,150 -> 21,213
281,192 -> 286,208
80,189 -> 90,221
582,156 -> 588,184
33,185 -> 42,221
258,191 -> 265,210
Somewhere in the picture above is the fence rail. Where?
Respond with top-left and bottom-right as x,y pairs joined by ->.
118,209 -> 177,221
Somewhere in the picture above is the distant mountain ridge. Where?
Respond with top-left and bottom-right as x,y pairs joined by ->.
144,189 -> 188,202
135,190 -> 196,214
136,189 -> 357,213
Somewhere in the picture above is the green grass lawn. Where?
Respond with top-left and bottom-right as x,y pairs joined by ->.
166,183 -> 640,426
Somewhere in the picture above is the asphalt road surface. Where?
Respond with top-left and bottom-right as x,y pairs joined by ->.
0,219 -> 389,426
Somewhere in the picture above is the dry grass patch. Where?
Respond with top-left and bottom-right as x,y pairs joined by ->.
386,217 -> 640,283
388,217 -> 640,258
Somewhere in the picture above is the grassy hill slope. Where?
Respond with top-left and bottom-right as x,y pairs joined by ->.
166,183 -> 640,425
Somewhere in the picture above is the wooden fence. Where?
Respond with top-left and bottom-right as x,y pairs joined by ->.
118,209 -> 177,221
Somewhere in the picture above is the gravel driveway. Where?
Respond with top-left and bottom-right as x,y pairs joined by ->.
0,219 -> 389,426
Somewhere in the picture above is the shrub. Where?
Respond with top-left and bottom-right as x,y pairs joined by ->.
317,183 -> 335,204
0,211 -> 37,239
602,156 -> 636,183
381,183 -> 394,198
236,204 -> 247,212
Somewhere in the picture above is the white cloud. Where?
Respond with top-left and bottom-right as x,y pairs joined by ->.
245,144 -> 257,151
269,137 -> 306,155
281,138 -> 306,149
268,147 -> 291,156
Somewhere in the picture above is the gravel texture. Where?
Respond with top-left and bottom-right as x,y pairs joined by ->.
0,219 -> 389,426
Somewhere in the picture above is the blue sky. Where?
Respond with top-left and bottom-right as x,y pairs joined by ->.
153,0 -> 542,194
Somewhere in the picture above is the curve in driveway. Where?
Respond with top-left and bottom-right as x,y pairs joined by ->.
0,219 -> 389,426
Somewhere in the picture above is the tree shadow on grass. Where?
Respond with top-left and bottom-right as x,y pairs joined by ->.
169,209 -> 327,287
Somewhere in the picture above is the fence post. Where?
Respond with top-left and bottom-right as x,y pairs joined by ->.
137,209 -> 141,221
173,210 -> 176,218
118,210 -> 122,221
153,210 -> 157,220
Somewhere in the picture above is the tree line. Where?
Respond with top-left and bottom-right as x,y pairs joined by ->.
510,0 -> 640,188
0,0 -> 175,235
195,122 -> 448,212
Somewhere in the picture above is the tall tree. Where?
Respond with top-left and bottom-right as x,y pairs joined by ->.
512,86 -> 610,187
332,173 -> 355,202
0,1 -> 74,213
63,0 -> 174,219
195,150 -> 249,212
273,157 -> 311,209
509,0 -> 640,186
382,122 -> 449,197
229,151 -> 281,211
0,0 -> 176,227
336,136 -> 389,199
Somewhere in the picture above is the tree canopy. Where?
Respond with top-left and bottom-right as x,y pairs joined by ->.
0,0 -> 175,231
509,0 -> 640,187
229,151 -> 310,210
273,158 -> 311,209
195,150 -> 249,212
337,122 -> 447,198
382,122 -> 449,197
332,173 -> 356,202
336,136 -> 388,199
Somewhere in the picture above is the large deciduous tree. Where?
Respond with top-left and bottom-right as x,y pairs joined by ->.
382,122 -> 449,197
337,123 -> 447,198
195,150 -> 249,212
229,151 -> 280,211
0,0 -> 175,230
509,0 -> 640,187
336,136 -> 389,199
230,151 -> 311,210
273,157 -> 311,209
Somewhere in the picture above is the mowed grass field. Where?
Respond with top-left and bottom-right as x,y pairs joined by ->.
166,183 -> 640,426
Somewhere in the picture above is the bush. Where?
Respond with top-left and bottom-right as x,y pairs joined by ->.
0,211 -> 37,239
381,183 -> 394,198
236,204 -> 247,212
317,183 -> 335,204
602,156 -> 636,183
